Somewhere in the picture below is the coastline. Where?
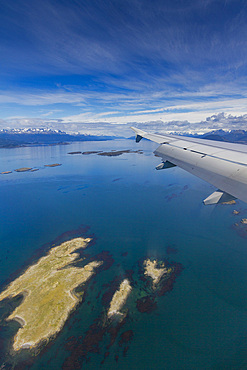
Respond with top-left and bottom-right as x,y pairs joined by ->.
0,237 -> 103,351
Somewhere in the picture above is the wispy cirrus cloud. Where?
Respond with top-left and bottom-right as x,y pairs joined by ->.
2,0 -> 247,79
1,0 -> 247,130
1,79 -> 247,120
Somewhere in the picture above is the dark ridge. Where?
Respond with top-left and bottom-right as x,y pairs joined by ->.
202,134 -> 226,141
192,129 -> 247,144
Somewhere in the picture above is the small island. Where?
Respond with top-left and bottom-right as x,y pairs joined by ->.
14,167 -> 32,172
222,200 -> 236,205
107,279 -> 132,318
98,150 -> 143,157
143,258 -> 170,287
44,163 -> 62,167
82,151 -> 102,155
0,237 -> 102,351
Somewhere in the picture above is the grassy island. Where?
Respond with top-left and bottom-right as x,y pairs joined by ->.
107,279 -> 132,318
144,259 -> 169,287
0,237 -> 102,351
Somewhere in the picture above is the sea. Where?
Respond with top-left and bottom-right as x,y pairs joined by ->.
1,139 -> 247,369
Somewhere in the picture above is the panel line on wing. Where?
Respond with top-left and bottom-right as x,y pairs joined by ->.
163,142 -> 247,167
131,126 -> 247,204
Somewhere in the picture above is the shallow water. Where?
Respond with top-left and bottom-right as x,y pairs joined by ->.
0,139 -> 247,369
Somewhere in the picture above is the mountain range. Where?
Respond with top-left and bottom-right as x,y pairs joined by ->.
1,128 -> 247,148
192,129 -> 247,143
0,128 -> 116,148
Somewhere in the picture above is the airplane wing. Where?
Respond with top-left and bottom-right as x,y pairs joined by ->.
131,127 -> 247,205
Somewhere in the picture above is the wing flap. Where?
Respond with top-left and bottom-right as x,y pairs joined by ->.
154,142 -> 247,203
203,191 -> 236,205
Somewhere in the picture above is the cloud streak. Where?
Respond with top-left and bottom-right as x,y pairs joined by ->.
1,1 -> 247,130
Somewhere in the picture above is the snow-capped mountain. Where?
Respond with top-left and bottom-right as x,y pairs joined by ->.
0,128 -> 116,148
0,128 -> 66,134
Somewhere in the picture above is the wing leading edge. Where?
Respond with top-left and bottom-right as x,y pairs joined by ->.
131,127 -> 247,205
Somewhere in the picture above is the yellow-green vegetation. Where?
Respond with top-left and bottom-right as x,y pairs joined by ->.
144,259 -> 169,287
0,237 -> 102,351
222,200 -> 236,205
107,279 -> 132,318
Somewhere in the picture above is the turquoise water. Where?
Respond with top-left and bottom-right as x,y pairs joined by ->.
1,139 -> 247,369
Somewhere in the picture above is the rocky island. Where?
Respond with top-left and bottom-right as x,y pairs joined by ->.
82,151 -> 102,155
107,279 -> 132,318
44,163 -> 62,167
98,150 -> 143,157
143,258 -> 170,288
0,237 -> 102,351
222,200 -> 236,205
14,167 -> 32,172
67,151 -> 82,154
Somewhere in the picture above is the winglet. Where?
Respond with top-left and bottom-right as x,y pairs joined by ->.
203,190 -> 236,205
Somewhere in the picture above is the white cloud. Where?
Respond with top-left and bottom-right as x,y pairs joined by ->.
1,112 -> 247,137
61,97 -> 247,125
0,91 -> 86,106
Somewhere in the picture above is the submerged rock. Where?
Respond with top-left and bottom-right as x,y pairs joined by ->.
136,296 -> 157,313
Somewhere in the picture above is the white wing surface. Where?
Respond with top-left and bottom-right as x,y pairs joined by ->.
131,127 -> 247,205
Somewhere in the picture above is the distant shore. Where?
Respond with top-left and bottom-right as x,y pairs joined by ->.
0,132 -> 119,149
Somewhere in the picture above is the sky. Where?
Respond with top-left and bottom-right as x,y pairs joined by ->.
1,0 -> 247,135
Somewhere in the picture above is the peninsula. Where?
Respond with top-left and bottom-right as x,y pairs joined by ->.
0,237 -> 102,351
107,279 -> 132,318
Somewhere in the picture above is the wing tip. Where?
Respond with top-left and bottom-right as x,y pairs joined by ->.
130,127 -> 143,143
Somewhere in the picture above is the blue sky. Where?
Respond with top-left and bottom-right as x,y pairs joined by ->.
1,0 -> 247,134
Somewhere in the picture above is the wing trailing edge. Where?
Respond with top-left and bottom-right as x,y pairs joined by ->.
203,190 -> 236,205
131,127 -> 247,204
